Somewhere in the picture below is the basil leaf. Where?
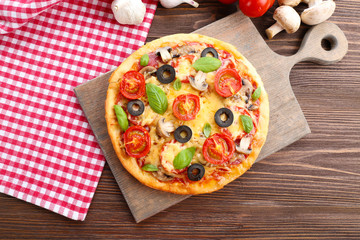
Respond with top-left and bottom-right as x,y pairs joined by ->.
142,164 -> 158,172
173,78 -> 182,91
240,115 -> 253,133
203,123 -> 211,138
146,83 -> 168,114
192,57 -> 221,73
252,87 -> 261,101
140,54 -> 149,67
114,105 -> 129,131
173,147 -> 196,170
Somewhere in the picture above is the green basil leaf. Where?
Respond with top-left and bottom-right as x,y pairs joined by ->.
203,123 -> 211,138
142,164 -> 158,172
192,57 -> 221,73
140,54 -> 149,67
173,78 -> 182,91
240,115 -> 253,134
173,147 -> 196,170
252,87 -> 261,101
146,83 -> 168,114
114,105 -> 129,131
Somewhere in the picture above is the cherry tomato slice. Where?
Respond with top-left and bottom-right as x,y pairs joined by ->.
120,71 -> 145,100
214,68 -> 242,97
239,0 -> 275,18
172,94 -> 200,121
124,126 -> 151,158
202,133 -> 235,165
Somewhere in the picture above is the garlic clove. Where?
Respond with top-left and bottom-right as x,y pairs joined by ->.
111,0 -> 146,26
160,0 -> 199,9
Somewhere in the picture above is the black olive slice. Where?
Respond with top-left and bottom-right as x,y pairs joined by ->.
214,108 -> 234,128
174,125 -> 192,143
187,164 -> 205,181
127,100 -> 145,116
200,47 -> 219,59
156,64 -> 176,84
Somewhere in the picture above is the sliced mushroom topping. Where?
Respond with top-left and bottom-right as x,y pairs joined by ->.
247,104 -> 259,111
155,47 -> 172,63
239,78 -> 254,102
172,45 -> 196,58
139,66 -> 157,79
189,71 -> 208,91
236,136 -> 252,155
156,118 -> 175,138
152,169 -> 174,182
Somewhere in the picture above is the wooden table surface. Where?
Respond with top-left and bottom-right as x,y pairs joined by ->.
1,0 -> 359,239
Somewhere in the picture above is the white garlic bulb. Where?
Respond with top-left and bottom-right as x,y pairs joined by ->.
111,0 -> 146,25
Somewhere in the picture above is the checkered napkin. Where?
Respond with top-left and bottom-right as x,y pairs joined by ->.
0,0 -> 157,220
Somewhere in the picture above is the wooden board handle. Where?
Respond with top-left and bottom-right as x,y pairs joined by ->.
289,22 -> 348,66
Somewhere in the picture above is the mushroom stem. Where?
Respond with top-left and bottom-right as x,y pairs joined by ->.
266,22 -> 284,40
183,0 -> 199,7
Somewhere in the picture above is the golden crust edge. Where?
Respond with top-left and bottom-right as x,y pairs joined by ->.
105,33 -> 270,195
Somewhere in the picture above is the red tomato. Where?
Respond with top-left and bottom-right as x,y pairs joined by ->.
239,0 -> 275,18
217,0 -> 237,4
214,68 -> 242,97
202,133 -> 235,165
172,94 -> 200,121
120,71 -> 145,100
124,126 -> 151,158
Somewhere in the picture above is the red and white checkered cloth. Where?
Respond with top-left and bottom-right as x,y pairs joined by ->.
0,0 -> 158,220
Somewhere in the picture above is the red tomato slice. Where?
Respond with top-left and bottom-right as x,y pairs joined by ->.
214,68 -> 242,97
120,71 -> 145,100
202,133 -> 235,165
172,94 -> 200,121
239,0 -> 275,18
124,126 -> 151,158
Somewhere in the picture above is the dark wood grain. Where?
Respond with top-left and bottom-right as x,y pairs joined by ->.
1,0 -> 360,238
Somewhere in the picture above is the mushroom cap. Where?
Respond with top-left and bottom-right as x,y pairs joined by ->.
278,0 -> 301,7
273,6 -> 301,34
301,0 -> 336,25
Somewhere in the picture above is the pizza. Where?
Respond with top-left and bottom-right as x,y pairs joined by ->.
105,34 -> 269,195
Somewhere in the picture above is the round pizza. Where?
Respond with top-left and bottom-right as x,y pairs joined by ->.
105,34 -> 269,195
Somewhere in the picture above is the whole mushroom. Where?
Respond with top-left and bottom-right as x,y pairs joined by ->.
111,0 -> 146,25
278,0 -> 309,7
266,6 -> 301,39
301,0 -> 336,25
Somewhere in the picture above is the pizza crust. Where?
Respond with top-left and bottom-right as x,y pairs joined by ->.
105,33 -> 269,195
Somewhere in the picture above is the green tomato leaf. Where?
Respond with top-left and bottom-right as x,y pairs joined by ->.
252,87 -> 261,101
203,123 -> 211,138
140,54 -> 149,67
192,57 -> 221,73
240,115 -> 253,134
142,164 -> 158,172
173,147 -> 196,170
146,83 -> 168,114
173,78 -> 182,91
114,105 -> 129,131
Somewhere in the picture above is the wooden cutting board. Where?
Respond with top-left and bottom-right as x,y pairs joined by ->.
74,12 -> 348,223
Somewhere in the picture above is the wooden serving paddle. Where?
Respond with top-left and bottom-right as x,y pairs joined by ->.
74,12 -> 348,223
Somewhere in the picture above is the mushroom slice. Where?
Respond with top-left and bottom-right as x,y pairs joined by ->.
301,0 -> 336,26
278,0 -> 309,7
139,66 -> 157,79
247,104 -> 259,111
156,118 -> 175,138
239,78 -> 254,102
189,71 -> 208,91
172,45 -> 196,58
236,136 -> 252,155
155,47 -> 172,63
